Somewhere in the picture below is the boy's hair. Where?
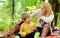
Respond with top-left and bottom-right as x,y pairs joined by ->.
21,13 -> 30,21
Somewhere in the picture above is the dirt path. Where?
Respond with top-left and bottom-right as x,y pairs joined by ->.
0,31 -> 8,38
0,31 -> 15,38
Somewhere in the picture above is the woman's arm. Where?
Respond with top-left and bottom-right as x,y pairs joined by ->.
27,9 -> 41,22
30,9 -> 40,18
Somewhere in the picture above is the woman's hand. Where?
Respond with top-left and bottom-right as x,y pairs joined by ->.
39,19 -> 43,23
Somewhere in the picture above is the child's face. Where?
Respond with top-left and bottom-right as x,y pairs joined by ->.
25,16 -> 30,23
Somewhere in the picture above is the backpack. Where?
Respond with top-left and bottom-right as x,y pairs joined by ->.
14,21 -> 23,34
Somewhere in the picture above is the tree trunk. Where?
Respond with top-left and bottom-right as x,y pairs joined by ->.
11,0 -> 15,19
54,0 -> 58,26
43,0 -> 45,1
49,0 -> 58,26
9,0 -> 15,28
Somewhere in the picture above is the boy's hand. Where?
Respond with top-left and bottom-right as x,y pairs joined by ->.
32,26 -> 36,30
20,32 -> 26,37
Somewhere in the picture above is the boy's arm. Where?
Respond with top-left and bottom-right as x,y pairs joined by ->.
32,25 -> 36,30
19,25 -> 24,34
19,25 -> 26,37
32,22 -> 36,30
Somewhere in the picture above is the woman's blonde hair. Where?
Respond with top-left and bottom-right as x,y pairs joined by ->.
41,2 -> 52,16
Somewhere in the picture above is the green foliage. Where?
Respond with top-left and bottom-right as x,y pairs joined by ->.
57,13 -> 60,28
32,17 -> 37,25
58,0 -> 60,3
14,0 -> 41,20
0,0 -> 14,30
0,0 -> 41,30
0,0 -> 60,31
57,21 -> 60,28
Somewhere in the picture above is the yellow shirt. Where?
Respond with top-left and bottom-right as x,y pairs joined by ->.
19,22 -> 35,37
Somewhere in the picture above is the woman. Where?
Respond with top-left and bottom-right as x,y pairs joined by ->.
27,2 -> 54,38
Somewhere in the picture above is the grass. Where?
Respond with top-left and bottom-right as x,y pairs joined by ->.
57,21 -> 60,28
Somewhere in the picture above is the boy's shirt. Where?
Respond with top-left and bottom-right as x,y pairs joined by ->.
19,22 -> 36,37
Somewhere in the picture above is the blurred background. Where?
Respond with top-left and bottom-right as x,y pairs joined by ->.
0,0 -> 60,32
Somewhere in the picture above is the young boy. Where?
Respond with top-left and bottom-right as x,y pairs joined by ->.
19,13 -> 36,38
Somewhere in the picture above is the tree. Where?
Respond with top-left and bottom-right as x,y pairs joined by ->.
49,0 -> 59,26
11,0 -> 15,19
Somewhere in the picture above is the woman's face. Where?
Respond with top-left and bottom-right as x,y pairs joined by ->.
40,5 -> 46,15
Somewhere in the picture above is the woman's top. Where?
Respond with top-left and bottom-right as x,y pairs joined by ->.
30,9 -> 54,27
